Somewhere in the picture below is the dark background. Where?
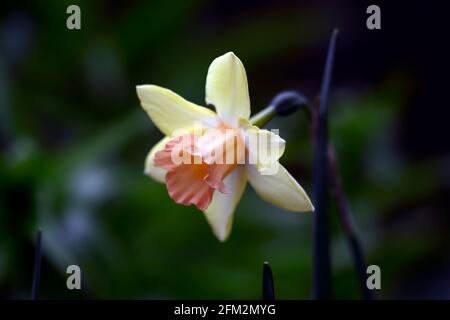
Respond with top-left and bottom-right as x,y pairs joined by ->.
0,0 -> 449,299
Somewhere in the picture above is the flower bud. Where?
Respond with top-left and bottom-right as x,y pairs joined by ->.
270,91 -> 309,116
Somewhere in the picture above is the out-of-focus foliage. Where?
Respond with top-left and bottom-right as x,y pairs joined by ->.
1,0 -> 449,299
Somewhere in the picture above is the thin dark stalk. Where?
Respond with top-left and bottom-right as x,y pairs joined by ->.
262,29 -> 369,300
328,145 -> 373,300
312,29 -> 338,300
31,228 -> 42,300
262,262 -> 275,300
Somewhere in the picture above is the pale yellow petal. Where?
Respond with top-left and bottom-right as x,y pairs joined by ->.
137,85 -> 218,136
203,166 -> 247,241
144,136 -> 171,183
205,52 -> 250,124
247,164 -> 314,212
244,127 -> 286,173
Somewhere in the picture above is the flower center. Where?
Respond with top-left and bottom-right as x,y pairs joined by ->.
154,126 -> 245,210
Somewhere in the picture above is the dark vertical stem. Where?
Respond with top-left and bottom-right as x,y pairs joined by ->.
262,262 -> 275,300
312,29 -> 338,300
31,228 -> 42,300
328,145 -> 373,300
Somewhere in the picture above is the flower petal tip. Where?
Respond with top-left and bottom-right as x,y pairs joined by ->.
224,51 -> 236,58
215,231 -> 229,243
135,84 -> 148,100
211,221 -> 233,243
136,84 -> 163,102
135,84 -> 145,91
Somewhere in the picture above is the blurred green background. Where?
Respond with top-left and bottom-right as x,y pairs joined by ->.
1,0 -> 449,299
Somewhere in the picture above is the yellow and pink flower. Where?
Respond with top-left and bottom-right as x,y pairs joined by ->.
137,52 -> 313,241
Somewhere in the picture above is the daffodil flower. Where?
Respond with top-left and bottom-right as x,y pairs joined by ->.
136,52 -> 314,241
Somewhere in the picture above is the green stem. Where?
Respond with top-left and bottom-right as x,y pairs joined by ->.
249,105 -> 276,127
